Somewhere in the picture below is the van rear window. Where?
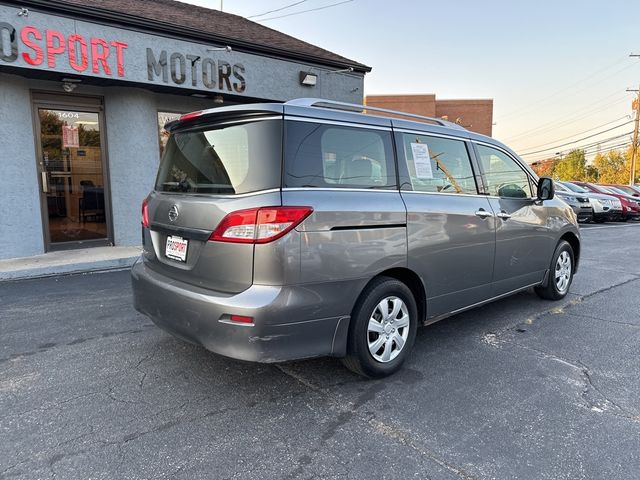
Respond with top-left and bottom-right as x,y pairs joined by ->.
156,119 -> 281,195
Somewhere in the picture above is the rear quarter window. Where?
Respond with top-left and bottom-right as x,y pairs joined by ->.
156,119 -> 282,195
284,121 -> 396,189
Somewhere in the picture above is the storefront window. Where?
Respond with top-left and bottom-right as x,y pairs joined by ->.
157,112 -> 182,159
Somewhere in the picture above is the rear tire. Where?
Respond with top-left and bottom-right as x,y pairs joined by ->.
535,240 -> 574,301
342,277 -> 418,378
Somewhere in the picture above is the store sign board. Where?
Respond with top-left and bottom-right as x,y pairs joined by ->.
0,5 -> 364,102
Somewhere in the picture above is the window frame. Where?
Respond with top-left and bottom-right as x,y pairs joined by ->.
394,129 -> 481,196
470,141 -> 537,199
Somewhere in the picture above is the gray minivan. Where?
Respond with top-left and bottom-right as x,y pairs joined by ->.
131,98 -> 580,378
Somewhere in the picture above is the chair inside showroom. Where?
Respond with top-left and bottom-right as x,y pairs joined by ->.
79,181 -> 105,223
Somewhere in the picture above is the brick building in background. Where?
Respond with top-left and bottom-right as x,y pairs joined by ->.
365,94 -> 493,136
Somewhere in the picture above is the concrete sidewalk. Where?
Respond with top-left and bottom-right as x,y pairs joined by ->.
0,246 -> 141,281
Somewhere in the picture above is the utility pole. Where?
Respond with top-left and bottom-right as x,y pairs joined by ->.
629,53 -> 640,185
629,85 -> 640,185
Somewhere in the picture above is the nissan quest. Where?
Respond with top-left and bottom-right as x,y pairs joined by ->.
131,98 -> 580,378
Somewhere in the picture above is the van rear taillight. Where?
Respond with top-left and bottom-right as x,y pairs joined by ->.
209,207 -> 313,244
141,199 -> 150,228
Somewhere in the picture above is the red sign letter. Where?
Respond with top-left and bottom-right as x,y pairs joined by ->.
20,26 -> 43,65
91,38 -> 111,75
46,30 -> 65,68
111,41 -> 128,77
68,34 -> 88,72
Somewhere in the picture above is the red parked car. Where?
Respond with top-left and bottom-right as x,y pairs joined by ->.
572,182 -> 640,221
602,184 -> 640,198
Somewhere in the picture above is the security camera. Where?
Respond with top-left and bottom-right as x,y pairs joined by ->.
62,82 -> 77,93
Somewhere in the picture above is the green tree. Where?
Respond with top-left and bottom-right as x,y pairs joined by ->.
593,146 -> 631,184
553,149 -> 586,181
585,164 -> 599,182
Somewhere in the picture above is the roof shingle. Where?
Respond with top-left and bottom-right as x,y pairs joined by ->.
31,0 -> 370,71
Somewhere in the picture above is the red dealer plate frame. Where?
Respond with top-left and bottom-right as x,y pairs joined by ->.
165,235 -> 188,262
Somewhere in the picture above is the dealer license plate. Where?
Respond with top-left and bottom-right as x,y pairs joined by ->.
165,235 -> 188,262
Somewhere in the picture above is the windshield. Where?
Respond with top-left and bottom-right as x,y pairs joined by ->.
606,186 -> 627,195
598,186 -> 619,195
156,119 -> 282,194
562,182 -> 588,193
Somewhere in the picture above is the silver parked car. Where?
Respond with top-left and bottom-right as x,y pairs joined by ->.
553,182 -> 593,223
132,98 -> 581,377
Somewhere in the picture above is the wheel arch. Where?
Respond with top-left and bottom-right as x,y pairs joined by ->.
560,231 -> 580,273
332,267 -> 427,358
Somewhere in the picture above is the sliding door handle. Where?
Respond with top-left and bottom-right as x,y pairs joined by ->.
474,209 -> 493,218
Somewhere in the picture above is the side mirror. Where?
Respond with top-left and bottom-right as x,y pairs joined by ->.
537,177 -> 554,201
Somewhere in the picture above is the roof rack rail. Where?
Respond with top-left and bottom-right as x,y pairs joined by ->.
284,98 -> 466,130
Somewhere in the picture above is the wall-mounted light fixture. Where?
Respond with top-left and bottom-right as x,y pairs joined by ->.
207,46 -> 232,53
17,7 -> 28,16
299,71 -> 318,87
61,78 -> 81,93
214,95 -> 224,104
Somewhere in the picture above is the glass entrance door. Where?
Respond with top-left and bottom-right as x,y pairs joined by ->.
37,107 -> 110,248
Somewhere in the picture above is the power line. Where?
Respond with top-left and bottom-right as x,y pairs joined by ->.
502,91 -> 631,143
584,142 -> 631,156
527,142 -> 631,165
516,116 -> 631,152
519,123 -> 633,156
523,132 -> 634,162
247,0 -> 310,19
498,56 -> 631,121
255,0 -> 353,21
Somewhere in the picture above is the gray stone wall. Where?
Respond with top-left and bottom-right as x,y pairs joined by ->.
0,74 -> 44,259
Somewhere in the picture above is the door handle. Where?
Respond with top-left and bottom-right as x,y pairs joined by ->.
474,209 -> 493,218
41,171 -> 49,194
496,211 -> 511,220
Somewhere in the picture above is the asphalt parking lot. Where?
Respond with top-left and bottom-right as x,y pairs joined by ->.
1,223 -> 639,480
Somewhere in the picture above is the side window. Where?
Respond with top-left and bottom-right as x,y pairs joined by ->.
284,121 -> 396,189
476,145 -> 533,198
401,133 -> 478,195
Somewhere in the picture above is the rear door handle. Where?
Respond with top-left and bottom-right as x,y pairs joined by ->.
496,211 -> 511,220
475,209 -> 493,218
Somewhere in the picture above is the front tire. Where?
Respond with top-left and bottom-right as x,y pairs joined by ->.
535,240 -> 574,300
342,277 -> 418,378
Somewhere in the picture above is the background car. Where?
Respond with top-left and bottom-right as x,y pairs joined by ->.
553,182 -> 593,223
560,181 -> 621,222
602,184 -> 640,197
570,182 -> 638,221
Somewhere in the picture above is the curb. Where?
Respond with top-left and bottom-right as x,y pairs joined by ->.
0,256 -> 139,281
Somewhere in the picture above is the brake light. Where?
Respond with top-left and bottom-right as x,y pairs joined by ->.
180,110 -> 204,121
209,207 -> 313,244
141,199 -> 150,228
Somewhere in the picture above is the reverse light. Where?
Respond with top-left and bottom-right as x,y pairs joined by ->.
209,206 -> 313,244
141,199 -> 150,228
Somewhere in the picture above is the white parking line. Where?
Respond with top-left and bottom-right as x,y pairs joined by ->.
580,223 -> 640,231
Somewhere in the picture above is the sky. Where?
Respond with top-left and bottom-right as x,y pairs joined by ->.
184,0 -> 639,163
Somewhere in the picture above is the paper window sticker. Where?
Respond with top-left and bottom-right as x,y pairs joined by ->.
410,142 -> 434,179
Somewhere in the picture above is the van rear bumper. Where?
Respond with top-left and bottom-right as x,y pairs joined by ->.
131,259 -> 350,363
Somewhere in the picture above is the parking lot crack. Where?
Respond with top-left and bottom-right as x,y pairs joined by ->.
497,339 -> 639,423
275,365 -> 475,479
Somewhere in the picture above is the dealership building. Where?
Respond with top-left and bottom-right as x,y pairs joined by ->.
0,0 -> 368,260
